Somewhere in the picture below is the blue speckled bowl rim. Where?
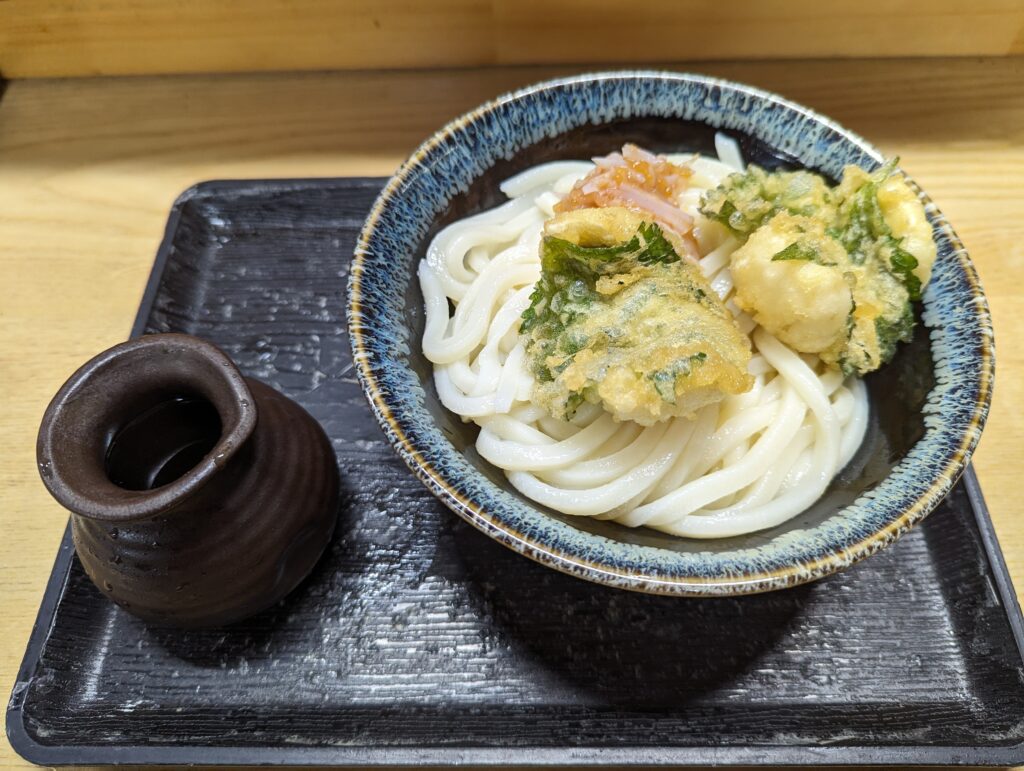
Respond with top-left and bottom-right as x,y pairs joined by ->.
347,71 -> 994,596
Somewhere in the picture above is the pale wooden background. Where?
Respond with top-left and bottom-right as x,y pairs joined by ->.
0,0 -> 1023,77
0,4 -> 1023,768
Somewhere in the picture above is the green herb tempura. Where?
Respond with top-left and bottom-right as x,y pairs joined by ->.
521,207 -> 752,425
700,161 -> 936,375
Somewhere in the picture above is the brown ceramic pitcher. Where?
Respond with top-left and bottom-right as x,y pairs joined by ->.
36,333 -> 339,627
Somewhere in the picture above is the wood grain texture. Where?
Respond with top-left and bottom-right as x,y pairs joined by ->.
0,0 -> 1023,77
0,59 -> 1022,768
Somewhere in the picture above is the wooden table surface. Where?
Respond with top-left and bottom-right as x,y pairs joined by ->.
1,58 -> 1022,769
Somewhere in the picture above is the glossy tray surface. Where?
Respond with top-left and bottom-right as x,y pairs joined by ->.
8,178 -> 1024,766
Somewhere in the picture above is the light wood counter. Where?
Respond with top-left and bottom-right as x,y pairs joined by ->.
1,58 -> 1022,768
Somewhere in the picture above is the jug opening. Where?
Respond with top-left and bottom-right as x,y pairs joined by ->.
105,395 -> 223,491
38,333 -> 257,522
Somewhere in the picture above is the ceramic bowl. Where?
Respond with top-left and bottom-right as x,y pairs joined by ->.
346,71 -> 993,596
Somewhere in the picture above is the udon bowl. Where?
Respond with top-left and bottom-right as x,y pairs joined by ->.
347,71 -> 993,596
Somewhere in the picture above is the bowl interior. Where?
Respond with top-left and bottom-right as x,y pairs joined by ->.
396,115 -> 934,557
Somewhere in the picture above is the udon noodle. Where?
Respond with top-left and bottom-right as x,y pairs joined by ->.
418,143 -> 869,538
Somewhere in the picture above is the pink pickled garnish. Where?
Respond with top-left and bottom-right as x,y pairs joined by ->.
555,144 -> 698,258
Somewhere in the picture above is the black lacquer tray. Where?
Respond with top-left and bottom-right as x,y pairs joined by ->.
8,178 -> 1024,766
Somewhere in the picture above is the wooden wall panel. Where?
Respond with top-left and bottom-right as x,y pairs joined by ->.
1,0 -> 1022,78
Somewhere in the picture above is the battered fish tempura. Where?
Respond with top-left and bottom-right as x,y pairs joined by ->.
701,161 -> 937,375
728,212 -> 855,356
520,208 -> 752,425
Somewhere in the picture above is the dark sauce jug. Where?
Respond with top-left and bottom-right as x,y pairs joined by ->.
36,333 -> 339,627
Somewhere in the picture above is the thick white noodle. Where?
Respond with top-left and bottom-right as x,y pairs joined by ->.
416,153 -> 870,538
713,132 -> 746,173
